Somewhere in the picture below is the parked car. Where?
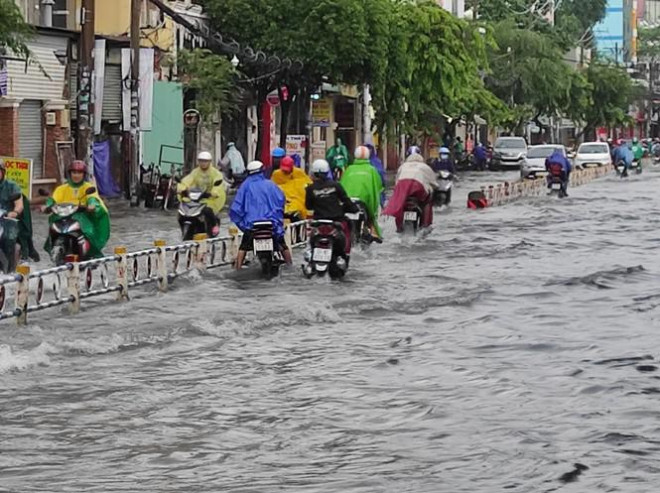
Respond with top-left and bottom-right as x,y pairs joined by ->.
574,142 -> 611,169
521,144 -> 566,179
491,137 -> 528,170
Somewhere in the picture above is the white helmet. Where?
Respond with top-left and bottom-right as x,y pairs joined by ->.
247,160 -> 264,174
311,159 -> 330,175
197,151 -> 213,161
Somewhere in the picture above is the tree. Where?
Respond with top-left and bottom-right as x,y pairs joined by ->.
580,63 -> 636,137
177,48 -> 239,124
0,0 -> 32,60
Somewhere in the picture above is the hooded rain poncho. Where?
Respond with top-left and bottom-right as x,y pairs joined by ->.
45,180 -> 110,258
271,167 -> 312,218
229,173 -> 286,237
340,159 -> 384,235
177,166 -> 226,214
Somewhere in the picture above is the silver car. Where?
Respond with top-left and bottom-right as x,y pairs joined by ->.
521,145 -> 566,179
492,137 -> 528,170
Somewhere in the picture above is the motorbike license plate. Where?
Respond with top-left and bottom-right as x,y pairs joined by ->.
313,248 -> 333,262
253,239 -> 273,252
345,212 -> 360,220
551,183 -> 561,190
404,211 -> 418,221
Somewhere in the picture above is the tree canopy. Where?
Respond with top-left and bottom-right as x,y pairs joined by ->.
0,0 -> 32,59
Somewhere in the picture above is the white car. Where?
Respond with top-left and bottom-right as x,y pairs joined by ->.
521,144 -> 566,179
492,137 -> 528,170
574,142 -> 611,169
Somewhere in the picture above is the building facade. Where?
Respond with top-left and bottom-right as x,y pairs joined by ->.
595,0 -> 627,62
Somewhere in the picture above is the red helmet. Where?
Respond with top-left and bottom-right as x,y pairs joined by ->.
280,156 -> 294,172
69,160 -> 87,173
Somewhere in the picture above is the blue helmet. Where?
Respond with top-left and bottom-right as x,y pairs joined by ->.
272,147 -> 286,158
406,145 -> 422,157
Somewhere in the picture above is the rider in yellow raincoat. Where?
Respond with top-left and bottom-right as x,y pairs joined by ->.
43,160 -> 110,260
271,156 -> 312,220
177,151 -> 226,237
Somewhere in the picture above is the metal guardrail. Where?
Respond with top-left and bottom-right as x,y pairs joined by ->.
3,220 -> 309,325
473,165 -> 613,208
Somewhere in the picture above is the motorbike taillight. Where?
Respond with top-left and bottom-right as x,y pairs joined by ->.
316,225 -> 336,236
549,164 -> 563,176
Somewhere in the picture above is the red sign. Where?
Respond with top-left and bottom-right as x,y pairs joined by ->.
266,91 -> 280,107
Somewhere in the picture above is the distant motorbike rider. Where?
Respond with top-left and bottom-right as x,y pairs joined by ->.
271,155 -> 312,220
220,142 -> 246,186
383,146 -> 438,233
270,147 -> 286,178
631,137 -> 645,171
432,147 -> 456,174
340,146 -> 384,242
613,140 -> 634,177
365,143 -> 387,206
177,151 -> 226,237
305,159 -> 360,266
0,159 -> 25,267
545,149 -> 572,195
230,160 -> 293,270
42,160 -> 110,259
473,142 -> 488,171
326,137 -> 350,174
652,138 -> 660,158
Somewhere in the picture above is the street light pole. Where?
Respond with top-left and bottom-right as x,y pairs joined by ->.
129,0 -> 141,204
77,0 -> 95,164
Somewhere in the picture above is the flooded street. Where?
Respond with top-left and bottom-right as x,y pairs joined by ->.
2,168 -> 660,492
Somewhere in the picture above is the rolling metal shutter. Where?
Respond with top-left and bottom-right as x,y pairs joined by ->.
103,64 -> 123,123
19,100 -> 44,178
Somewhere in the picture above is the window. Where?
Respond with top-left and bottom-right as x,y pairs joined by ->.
52,0 -> 69,29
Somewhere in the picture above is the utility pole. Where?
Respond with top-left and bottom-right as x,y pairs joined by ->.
129,0 -> 141,204
77,0 -> 95,164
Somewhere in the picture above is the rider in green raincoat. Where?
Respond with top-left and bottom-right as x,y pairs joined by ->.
43,160 -> 110,259
340,146 -> 384,238
326,137 -> 349,174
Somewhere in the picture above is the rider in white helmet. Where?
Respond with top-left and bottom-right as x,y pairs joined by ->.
177,151 -> 226,237
229,160 -> 293,270
305,159 -> 360,266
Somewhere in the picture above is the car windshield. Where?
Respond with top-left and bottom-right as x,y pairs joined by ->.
527,146 -> 560,159
579,144 -> 609,154
495,139 -> 526,150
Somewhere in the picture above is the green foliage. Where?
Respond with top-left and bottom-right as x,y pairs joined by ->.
638,26 -> 660,61
582,63 -> 636,130
177,49 -> 239,122
0,0 -> 32,59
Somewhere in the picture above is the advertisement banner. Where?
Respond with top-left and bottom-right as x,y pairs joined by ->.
312,98 -> 331,127
286,135 -> 306,156
1,157 -> 33,199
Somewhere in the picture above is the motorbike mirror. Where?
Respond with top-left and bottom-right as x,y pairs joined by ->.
213,179 -> 223,186
85,187 -> 97,195
38,188 -> 50,197
174,175 -> 182,183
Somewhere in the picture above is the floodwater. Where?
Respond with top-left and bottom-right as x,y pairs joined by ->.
2,167 -> 660,492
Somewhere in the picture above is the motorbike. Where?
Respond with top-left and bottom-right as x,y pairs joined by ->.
250,220 -> 284,279
223,169 -> 247,190
331,155 -> 347,181
41,187 -> 97,266
0,193 -> 21,273
178,180 -> 222,241
302,220 -> 347,279
630,159 -> 643,175
615,160 -> 629,177
402,197 -> 424,235
434,170 -> 454,206
345,198 -> 371,247
547,164 -> 567,198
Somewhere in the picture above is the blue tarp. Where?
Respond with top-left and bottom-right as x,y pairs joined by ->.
93,141 -> 121,198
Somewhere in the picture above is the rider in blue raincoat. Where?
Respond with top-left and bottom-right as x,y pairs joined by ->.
229,160 -> 292,270
545,149 -> 572,195
612,140 -> 634,177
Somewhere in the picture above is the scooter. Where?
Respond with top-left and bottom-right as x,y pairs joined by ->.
302,220 -> 347,279
41,187 -> 97,266
331,155 -> 347,181
177,180 -> 222,241
616,160 -> 629,178
434,170 -> 454,206
547,164 -> 567,198
402,197 -> 424,235
630,159 -> 643,175
345,198 -> 371,247
250,220 -> 284,279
